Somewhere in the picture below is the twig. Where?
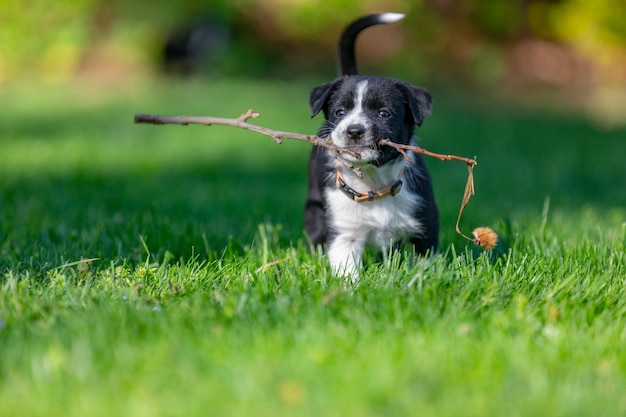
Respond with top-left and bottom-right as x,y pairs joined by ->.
135,110 -> 488,246
135,110 -> 364,172
455,164 -> 476,240
254,256 -> 295,274
135,110 -> 365,177
136,109 -> 312,145
378,139 -> 477,166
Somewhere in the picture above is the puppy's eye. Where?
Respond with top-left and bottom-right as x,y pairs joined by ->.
378,109 -> 391,118
334,108 -> 346,118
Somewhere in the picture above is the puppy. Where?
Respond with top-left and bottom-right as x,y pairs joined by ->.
304,13 -> 439,279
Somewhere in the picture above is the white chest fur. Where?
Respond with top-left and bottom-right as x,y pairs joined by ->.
326,186 -> 423,246
324,161 -> 423,278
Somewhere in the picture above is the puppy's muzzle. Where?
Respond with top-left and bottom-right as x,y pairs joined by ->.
346,123 -> 366,141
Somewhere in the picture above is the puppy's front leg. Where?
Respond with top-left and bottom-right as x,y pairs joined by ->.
328,233 -> 367,282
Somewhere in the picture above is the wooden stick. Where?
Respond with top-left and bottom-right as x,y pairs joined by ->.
378,139 -> 477,166
135,109 -> 365,177
134,110 -> 484,245
135,109 -> 365,156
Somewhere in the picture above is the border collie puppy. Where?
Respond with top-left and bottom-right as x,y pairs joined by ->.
304,13 -> 439,279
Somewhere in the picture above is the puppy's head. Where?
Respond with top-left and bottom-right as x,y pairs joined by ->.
310,76 -> 432,165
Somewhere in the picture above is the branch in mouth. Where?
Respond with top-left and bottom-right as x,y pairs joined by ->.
135,110 -> 494,249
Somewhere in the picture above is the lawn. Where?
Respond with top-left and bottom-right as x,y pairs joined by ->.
1,77 -> 625,416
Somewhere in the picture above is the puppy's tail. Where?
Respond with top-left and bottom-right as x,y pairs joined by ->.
338,12 -> 405,76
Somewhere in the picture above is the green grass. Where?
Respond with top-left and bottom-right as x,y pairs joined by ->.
1,78 -> 625,416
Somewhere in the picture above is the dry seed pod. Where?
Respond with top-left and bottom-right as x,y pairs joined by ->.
472,227 -> 498,250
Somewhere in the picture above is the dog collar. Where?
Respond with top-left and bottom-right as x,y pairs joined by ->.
335,167 -> 404,203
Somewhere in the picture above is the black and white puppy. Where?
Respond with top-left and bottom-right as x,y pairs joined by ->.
304,13 -> 439,279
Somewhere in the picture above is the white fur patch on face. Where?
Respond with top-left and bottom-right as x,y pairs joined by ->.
331,80 -> 379,163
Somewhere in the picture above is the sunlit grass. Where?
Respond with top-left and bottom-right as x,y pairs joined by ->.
1,78 -> 625,416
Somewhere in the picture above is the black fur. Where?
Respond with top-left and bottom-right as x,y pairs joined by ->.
337,13 -> 404,76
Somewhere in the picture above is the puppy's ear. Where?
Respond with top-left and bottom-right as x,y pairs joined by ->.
309,80 -> 342,118
400,83 -> 433,126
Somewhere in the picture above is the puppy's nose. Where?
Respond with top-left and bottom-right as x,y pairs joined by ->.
346,124 -> 366,140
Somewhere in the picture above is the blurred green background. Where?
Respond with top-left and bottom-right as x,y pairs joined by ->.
2,0 -> 626,119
